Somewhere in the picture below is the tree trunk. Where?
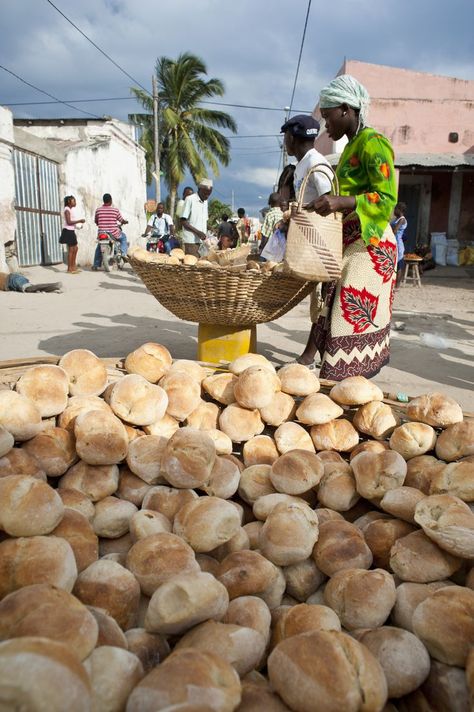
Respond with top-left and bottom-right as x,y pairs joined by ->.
169,184 -> 178,220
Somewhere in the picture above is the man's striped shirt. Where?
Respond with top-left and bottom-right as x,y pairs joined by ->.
94,204 -> 124,238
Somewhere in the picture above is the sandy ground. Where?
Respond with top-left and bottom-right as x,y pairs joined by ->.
2,262 -> 473,412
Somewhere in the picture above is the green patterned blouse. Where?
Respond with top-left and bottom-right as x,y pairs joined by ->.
336,127 -> 397,247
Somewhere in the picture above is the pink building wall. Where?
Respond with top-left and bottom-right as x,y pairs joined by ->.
314,60 -> 474,156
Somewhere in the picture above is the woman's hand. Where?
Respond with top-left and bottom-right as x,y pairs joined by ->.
305,194 -> 355,216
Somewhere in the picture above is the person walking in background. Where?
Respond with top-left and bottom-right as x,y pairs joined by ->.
92,193 -> 128,270
217,214 -> 238,248
180,179 -> 213,257
391,202 -> 408,287
301,74 -> 397,380
259,192 -> 283,253
236,207 -> 251,245
60,195 -> 85,274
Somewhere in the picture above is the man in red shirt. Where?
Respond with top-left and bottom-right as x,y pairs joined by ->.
92,193 -> 128,270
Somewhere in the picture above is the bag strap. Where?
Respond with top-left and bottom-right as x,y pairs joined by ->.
297,163 -> 340,211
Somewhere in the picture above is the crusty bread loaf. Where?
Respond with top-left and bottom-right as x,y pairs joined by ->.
217,549 -> 281,602
59,461 -> 120,501
330,376 -> 384,405
313,520 -> 373,576
160,371 -> 201,422
124,628 -> 170,673
126,532 -> 199,596
141,485 -> 198,522
124,342 -> 172,383
59,349 -> 108,396
412,585 -> 474,666
392,581 -> 453,633
404,454 -> 444,493
173,496 -> 242,553
210,527 -> 250,562
243,435 -> 279,466
429,461 -> 474,501
274,421 -> 315,454
16,364 -> 69,417
83,645 -> 144,712
324,567 -> 396,630
51,508 -> 98,572
93,495 -> 137,538
310,419 -> 359,452
0,636 -> 92,712
73,559 -> 140,630
88,606 -> 128,649
186,400 -> 220,430
74,410 -> 128,465
168,358 -> 206,382
277,363 -> 320,397
295,393 -> 343,426
273,603 -> 341,648
0,390 -> 42,441
389,422 -> 437,460
379,486 -> 425,524
202,456 -> 240,499
202,372 -> 237,405
414,493 -> 474,558
0,425 -> 13,458
406,392 -> 463,428
259,391 -> 296,427
0,446 -> 46,480
419,659 -> 471,712
239,672 -> 292,712
253,492 -> 309,521
390,529 -> 462,582
351,449 -> 407,501
125,434 -> 167,485
219,403 -> 265,443
317,464 -> 360,512
58,487 -> 95,521
129,509 -> 171,542
143,413 -> 180,438
283,557 -> 326,602
206,427 -> 234,455
161,427 -> 216,488
116,466 -> 151,506
354,626 -> 430,698
58,395 -> 112,431
144,571 -> 229,635
223,595 -> 271,643
268,630 -> 387,712
270,449 -> 324,495
126,648 -> 241,712
0,535 -> 77,598
229,353 -> 276,375
0,475 -> 64,536
238,464 -> 275,504
435,421 -> 474,461
349,440 -> 389,460
363,516 -> 415,568
234,366 -> 281,410
110,374 -> 169,426
22,426 -> 77,477
0,583 -> 98,660
259,501 -> 319,566
353,400 -> 400,440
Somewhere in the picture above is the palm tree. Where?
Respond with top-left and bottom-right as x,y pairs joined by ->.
130,53 -> 237,215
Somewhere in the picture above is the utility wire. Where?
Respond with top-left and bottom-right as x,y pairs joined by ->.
288,0 -> 312,114
45,0 -> 151,96
0,64 -> 101,119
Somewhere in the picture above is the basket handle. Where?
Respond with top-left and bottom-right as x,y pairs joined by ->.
297,163 -> 340,211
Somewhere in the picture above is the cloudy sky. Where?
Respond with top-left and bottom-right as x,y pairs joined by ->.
1,0 -> 473,214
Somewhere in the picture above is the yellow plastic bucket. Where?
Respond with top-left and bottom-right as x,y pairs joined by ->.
197,324 -> 257,364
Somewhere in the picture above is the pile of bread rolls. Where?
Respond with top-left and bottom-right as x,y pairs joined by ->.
0,344 -> 473,712
128,245 -> 281,274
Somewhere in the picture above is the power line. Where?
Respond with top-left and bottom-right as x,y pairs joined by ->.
0,64 -> 101,119
288,0 -> 313,114
44,0 -> 151,96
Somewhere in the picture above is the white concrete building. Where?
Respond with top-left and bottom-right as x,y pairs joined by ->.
0,106 -> 147,269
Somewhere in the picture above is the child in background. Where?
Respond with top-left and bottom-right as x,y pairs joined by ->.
391,202 -> 408,287
260,192 -> 283,253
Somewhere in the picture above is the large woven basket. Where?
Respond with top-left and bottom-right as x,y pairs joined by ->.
208,244 -> 251,266
129,257 -> 314,326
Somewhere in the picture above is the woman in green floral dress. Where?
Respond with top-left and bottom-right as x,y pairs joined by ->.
302,74 -> 398,380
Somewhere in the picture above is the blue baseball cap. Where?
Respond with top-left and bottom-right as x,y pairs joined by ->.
281,114 -> 320,138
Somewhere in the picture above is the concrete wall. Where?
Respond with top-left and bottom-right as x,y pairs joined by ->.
0,107 -> 17,270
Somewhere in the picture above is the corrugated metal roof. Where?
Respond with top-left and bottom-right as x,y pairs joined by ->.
326,152 -> 474,168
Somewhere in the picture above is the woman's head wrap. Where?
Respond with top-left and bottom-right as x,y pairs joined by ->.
319,74 -> 370,133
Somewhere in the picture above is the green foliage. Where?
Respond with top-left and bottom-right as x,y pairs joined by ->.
208,199 -> 233,229
130,52 -> 237,213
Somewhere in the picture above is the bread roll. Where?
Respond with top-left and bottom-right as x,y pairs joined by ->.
419,660 -> 471,712
353,401 -> 400,440
168,358 -> 206,382
390,530 -> 462,583
73,559 -> 140,630
354,626 -> 430,698
74,410 -> 128,466
238,464 -> 274,504
363,517 -> 415,568
392,581 -> 453,633
270,450 -> 323,496
217,549 -> 281,601
59,461 -> 120,501
160,371 -> 201,422
59,349 -> 108,397
130,509 -> 171,542
186,400 -> 220,430
125,434 -> 167,485
175,619 -> 266,675
22,426 -> 77,477
0,424 -> 13,458
407,392 -> 463,428
404,454 -> 444,493
87,606 -> 128,649
349,439 -> 390,460
234,366 -> 281,410
125,628 -> 170,673
110,374 -> 168,426
277,363 -> 320,397
429,461 -> 474,501
223,595 -> 271,643
294,392 -> 343,427
283,558 -> 326,602
219,403 -> 264,443
379,486 -> 425,524
274,421 -> 314,454
310,419 -> 359,452
0,475 -> 64,536
93,496 -> 137,538
144,571 -> 229,635
313,520 -> 373,576
206,428 -> 233,455
0,583 -> 98,660
202,372 -> 237,405
116,466 -> 150,506
239,673 -> 291,712
126,648 -> 241,712
414,493 -> 474,558
16,364 -> 69,417
273,603 -> 341,648
210,527 -> 250,561
0,535 -> 77,598
58,487 -> 95,521
84,645 -> 144,712
317,464 -> 359,511
259,391 -> 296,426
173,496 -> 241,553
412,585 -> 474,666
435,421 -> 474,462
330,376 -> 384,406
0,637 -> 92,712
243,435 -> 279,466
58,395 -> 112,431
351,449 -> 407,501
202,456 -> 240,499
268,630 -> 387,712
324,567 -> 396,630
99,532 -> 133,558
390,422 -> 437,460
229,353 -> 276,375
143,413 -> 180,438
161,427 -> 216,488
141,485 -> 198,522
0,390 -> 42,441
125,342 -> 172,383
0,446 -> 46,480
126,532 -> 199,596
259,501 -> 319,566
51,508 -> 98,572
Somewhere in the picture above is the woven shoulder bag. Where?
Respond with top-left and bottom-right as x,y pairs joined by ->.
284,163 -> 343,282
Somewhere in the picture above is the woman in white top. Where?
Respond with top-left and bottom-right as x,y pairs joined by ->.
60,195 -> 85,273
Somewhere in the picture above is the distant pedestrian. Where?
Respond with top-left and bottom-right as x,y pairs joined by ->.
180,179 -> 213,257
144,202 -> 177,253
236,208 -> 251,245
391,202 -> 408,287
217,214 -> 238,248
60,195 -> 85,274
260,192 -> 283,252
92,193 -> 128,270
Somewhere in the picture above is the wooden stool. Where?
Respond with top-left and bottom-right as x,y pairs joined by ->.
401,260 -> 422,287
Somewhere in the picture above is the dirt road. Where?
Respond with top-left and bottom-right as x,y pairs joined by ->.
2,262 -> 473,411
